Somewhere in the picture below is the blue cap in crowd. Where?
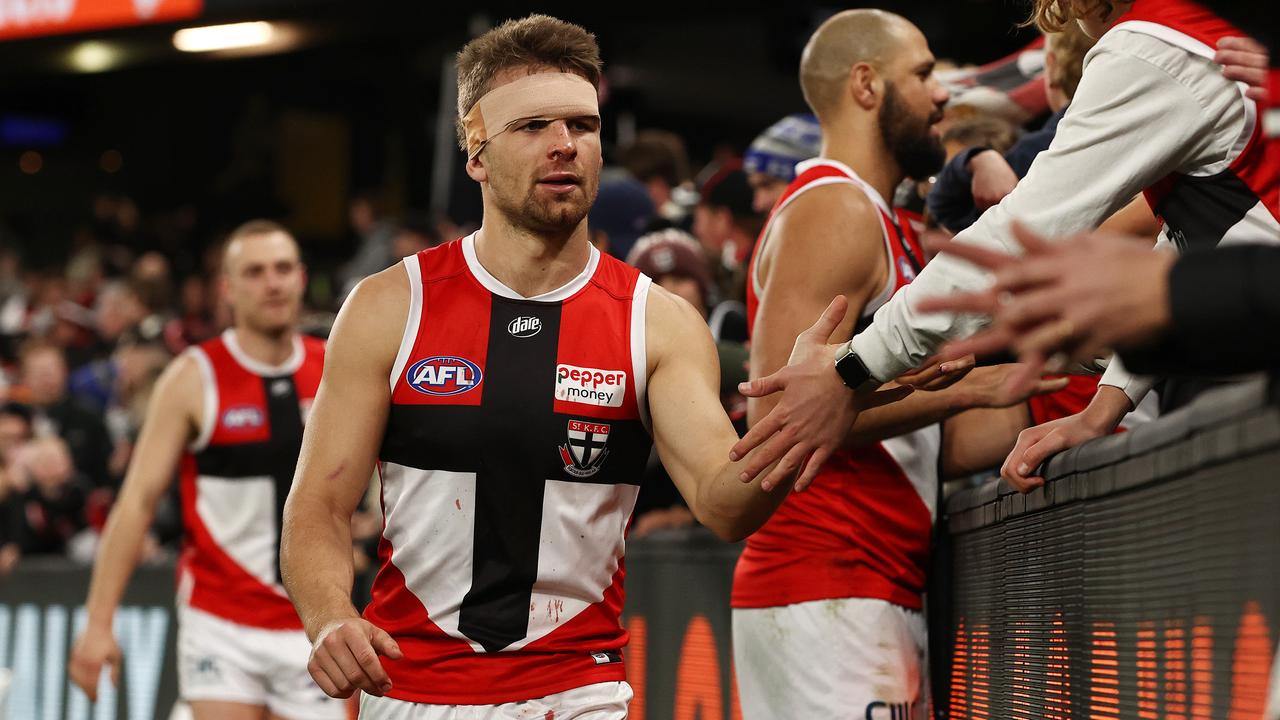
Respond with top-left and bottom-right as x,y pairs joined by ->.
742,114 -> 822,184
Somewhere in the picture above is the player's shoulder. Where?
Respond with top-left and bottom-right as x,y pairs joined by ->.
646,281 -> 703,326
147,347 -> 206,416
345,261 -> 412,314
644,282 -> 715,373
764,180 -> 885,276
773,178 -> 881,235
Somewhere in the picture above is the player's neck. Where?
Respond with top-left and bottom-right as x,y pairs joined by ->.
473,215 -> 593,298
230,325 -> 297,367
821,128 -> 904,208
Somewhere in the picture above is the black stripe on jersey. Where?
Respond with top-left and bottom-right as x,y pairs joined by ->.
1155,170 -> 1260,252
194,375 -> 304,582
458,298 -> 564,653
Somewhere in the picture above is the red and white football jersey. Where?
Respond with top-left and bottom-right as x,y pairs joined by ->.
736,158 -> 939,612
178,330 -> 325,629
366,235 -> 652,705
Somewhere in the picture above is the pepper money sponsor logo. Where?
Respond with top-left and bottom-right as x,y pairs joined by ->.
406,356 -> 483,396
555,364 -> 626,408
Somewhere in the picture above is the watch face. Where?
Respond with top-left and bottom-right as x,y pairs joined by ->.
835,349 -> 871,389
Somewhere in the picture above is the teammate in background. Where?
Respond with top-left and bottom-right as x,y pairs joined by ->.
735,11 -> 1067,718
278,15 -> 831,719
69,221 -> 343,720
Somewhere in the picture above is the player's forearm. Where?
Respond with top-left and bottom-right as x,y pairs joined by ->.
692,455 -> 795,543
280,494 -> 359,641
84,492 -> 160,628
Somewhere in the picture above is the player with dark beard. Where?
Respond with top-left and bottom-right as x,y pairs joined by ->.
733,10 -> 1066,719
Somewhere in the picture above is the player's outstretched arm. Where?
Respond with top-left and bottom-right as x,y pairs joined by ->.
646,285 -> 807,542
70,353 -> 200,701
280,266 -> 405,699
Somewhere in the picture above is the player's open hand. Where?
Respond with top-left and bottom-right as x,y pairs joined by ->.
731,297 -> 912,493
308,617 -> 403,699
69,623 -> 123,702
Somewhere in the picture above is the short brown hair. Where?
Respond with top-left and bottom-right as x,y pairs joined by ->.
1024,0 -> 1115,33
455,15 -> 602,151
227,219 -> 290,245
619,130 -> 690,188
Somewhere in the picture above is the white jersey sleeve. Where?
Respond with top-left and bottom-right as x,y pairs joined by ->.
850,30 -> 1246,380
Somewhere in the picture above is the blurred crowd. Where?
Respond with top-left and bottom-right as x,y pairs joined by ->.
0,19 -> 1175,573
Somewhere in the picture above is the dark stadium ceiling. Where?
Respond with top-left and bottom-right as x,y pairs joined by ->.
0,1 -> 1038,121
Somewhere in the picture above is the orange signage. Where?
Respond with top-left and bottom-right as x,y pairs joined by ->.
0,0 -> 202,41
950,602 -> 1274,719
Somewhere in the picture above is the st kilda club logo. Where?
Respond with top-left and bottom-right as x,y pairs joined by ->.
560,420 -> 611,478
405,356 -> 483,396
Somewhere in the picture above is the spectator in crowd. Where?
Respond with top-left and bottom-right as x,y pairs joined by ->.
928,23 -> 1096,233
390,213 -> 445,259
340,192 -> 400,293
693,165 -> 761,341
103,327 -> 172,482
340,211 -> 443,300
0,402 -> 34,574
742,113 -> 823,214
67,281 -> 148,414
618,129 -> 696,227
938,115 -> 1020,163
6,435 -> 89,557
628,229 -> 713,318
176,274 -> 218,346
18,340 -> 113,489
588,169 -> 655,259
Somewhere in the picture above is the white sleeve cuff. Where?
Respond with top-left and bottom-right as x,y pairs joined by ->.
1098,353 -> 1157,409
849,333 -> 911,384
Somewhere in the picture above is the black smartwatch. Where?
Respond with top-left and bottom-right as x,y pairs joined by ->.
834,342 -> 874,389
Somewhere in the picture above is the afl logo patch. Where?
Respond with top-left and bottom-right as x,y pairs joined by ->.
508,316 -> 542,338
222,405 -> 264,429
406,356 -> 482,396
897,255 -> 917,283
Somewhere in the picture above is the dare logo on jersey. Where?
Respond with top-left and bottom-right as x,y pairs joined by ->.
507,315 -> 542,338
560,420 -> 611,478
555,364 -> 626,408
406,356 -> 483,396
222,405 -> 264,430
